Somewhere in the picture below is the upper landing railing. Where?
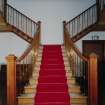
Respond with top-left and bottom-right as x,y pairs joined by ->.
0,2 -> 38,42
65,4 -> 97,38
65,0 -> 105,40
6,4 -> 38,39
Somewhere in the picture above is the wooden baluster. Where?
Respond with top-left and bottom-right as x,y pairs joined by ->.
92,6 -> 94,24
13,8 -> 14,25
74,19 -> 75,35
30,20 -> 32,36
8,7 -> 10,23
69,22 -> 70,36
38,21 -> 41,46
96,0 -> 100,21
21,13 -> 22,29
6,55 -> 17,105
15,11 -> 18,27
63,21 -> 67,50
88,53 -> 98,105
18,12 -> 19,29
4,0 -> 7,19
81,14 -> 83,30
78,16 -> 80,33
87,9 -> 89,26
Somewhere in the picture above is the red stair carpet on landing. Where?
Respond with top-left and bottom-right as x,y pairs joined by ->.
34,45 -> 70,105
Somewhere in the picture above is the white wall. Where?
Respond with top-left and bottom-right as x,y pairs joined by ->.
0,33 -> 28,63
8,0 -> 96,44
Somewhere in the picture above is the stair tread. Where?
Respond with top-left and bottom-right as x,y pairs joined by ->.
35,93 -> 70,103
37,84 -> 68,92
17,93 -> 35,98
70,93 -> 87,98
25,84 -> 37,89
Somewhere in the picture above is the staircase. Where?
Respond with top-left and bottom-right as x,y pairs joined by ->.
17,45 -> 87,105
0,0 -> 104,105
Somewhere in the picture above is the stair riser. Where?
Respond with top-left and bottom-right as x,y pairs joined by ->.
39,46 -> 66,51
38,51 -> 66,54
29,78 -> 76,85
24,87 -> 80,94
37,57 -> 68,61
33,67 -> 71,72
38,53 -> 67,57
34,66 -> 71,71
29,80 -> 38,85
71,103 -> 87,105
71,98 -> 87,104
35,62 -> 69,66
32,72 -> 72,79
69,88 -> 80,93
36,58 -> 68,62
17,98 -> 34,105
24,88 -> 36,94
67,79 -> 76,84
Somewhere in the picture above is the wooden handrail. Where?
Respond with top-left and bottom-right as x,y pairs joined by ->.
68,34 -> 88,62
65,3 -> 97,39
17,21 -> 41,62
66,3 -> 97,25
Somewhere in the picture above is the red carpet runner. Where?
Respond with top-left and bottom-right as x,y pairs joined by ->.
35,45 -> 70,105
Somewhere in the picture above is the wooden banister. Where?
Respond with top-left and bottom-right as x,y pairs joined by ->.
6,19 -> 41,105
6,54 -> 17,105
63,21 -> 88,62
2,3 -> 39,43
65,0 -> 105,41
63,21 -> 99,104
17,21 -> 41,62
88,53 -> 98,105
64,1 -> 105,41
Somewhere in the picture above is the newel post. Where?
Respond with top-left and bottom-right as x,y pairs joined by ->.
6,55 -> 17,105
63,21 -> 66,35
88,53 -> 98,105
38,21 -> 41,39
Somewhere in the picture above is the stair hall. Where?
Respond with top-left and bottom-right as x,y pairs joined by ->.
0,0 -> 105,105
